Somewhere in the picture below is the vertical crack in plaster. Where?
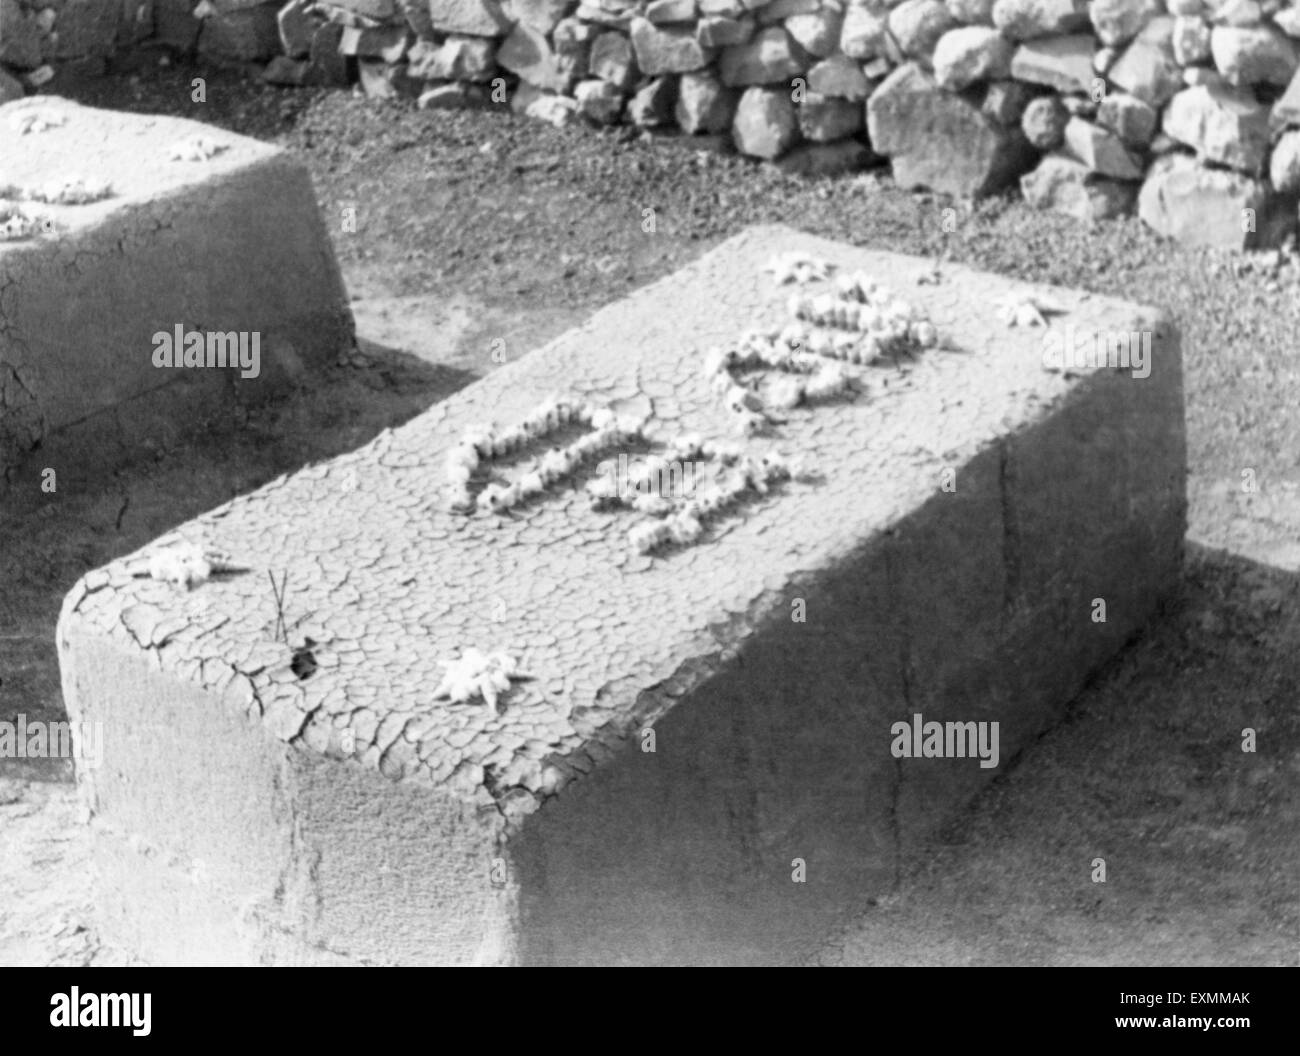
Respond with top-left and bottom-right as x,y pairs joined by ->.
890,539 -> 908,894
998,439 -> 1020,618
0,360 -> 46,478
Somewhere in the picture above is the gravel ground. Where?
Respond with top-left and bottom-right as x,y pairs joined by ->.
1,55 -> 1297,966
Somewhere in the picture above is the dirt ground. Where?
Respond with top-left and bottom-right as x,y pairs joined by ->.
1,57 -> 1298,966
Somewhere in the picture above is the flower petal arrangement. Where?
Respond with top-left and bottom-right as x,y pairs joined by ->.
703,332 -> 855,431
626,452 -> 794,554
787,269 -> 939,352
433,649 -> 522,709
441,255 -> 932,559
9,108 -> 66,135
994,293 -> 1067,329
148,548 -> 211,589
704,264 -> 940,434
0,202 -> 50,241
0,174 -> 109,241
168,135 -> 229,162
585,433 -> 709,513
145,543 -> 216,589
138,542 -> 243,589
764,251 -> 833,286
445,396 -> 646,514
26,176 -> 113,205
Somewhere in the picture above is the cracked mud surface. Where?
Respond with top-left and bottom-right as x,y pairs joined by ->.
1,61 -> 1298,965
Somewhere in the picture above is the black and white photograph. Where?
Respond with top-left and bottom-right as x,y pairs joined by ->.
0,0 -> 1294,1014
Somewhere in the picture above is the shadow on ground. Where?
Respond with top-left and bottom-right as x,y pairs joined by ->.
816,543 -> 1300,966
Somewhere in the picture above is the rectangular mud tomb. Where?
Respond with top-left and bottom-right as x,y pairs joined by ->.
57,226 -> 1186,966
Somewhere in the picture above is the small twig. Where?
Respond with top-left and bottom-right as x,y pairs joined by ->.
268,570 -> 289,643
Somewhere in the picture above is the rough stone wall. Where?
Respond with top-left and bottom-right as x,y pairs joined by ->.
4,1 -> 1299,244
253,0 -> 1300,247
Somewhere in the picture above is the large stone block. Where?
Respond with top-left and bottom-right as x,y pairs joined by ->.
719,25 -> 807,85
0,98 -> 353,486
413,34 -> 498,81
676,69 -> 737,132
697,14 -> 756,48
1009,33 -> 1095,93
889,0 -> 956,61
933,25 -> 1013,90
428,0 -> 512,35
58,225 -> 1185,966
1021,151 -> 1139,220
991,0 -> 1088,40
866,62 -> 1036,196
1088,0 -> 1159,48
806,53 -> 871,98
1211,24 -> 1299,87
630,15 -> 714,74
1108,16 -> 1183,107
590,30 -> 639,90
511,79 -> 580,125
1138,151 -> 1298,247
839,4 -> 890,60
1061,114 -> 1145,178
1096,90 -> 1157,148
732,84 -> 800,156
505,0 -> 576,34
784,9 -> 841,58
498,22 -> 579,91
1161,82 -> 1270,175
